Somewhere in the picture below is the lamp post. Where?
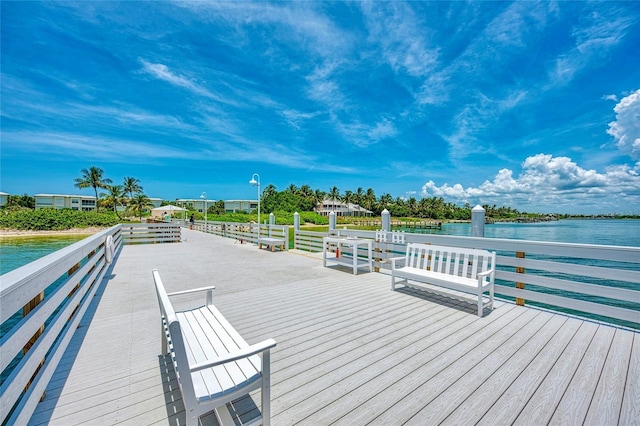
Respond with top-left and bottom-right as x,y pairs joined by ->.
249,173 -> 260,239
200,192 -> 207,232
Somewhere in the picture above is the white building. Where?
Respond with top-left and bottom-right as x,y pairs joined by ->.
175,198 -> 217,213
224,200 -> 258,213
175,199 -> 257,214
34,194 -> 163,211
34,194 -> 97,211
0,192 -> 8,208
315,199 -> 373,217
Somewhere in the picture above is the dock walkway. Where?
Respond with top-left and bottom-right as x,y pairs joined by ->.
29,229 -> 639,425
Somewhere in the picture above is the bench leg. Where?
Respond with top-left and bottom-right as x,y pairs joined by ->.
262,349 -> 272,426
490,285 -> 494,310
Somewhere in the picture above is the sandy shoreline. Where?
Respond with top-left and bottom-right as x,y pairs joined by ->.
0,227 -> 108,238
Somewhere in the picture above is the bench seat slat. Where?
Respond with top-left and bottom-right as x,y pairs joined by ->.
179,309 -> 262,401
178,311 -> 230,398
201,305 -> 262,372
395,268 -> 490,292
195,308 -> 261,381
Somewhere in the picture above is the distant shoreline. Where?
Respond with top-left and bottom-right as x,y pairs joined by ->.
0,227 -> 107,238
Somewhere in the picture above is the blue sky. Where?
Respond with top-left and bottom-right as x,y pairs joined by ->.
1,1 -> 639,214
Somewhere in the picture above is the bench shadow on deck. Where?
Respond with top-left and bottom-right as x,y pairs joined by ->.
29,229 -> 639,426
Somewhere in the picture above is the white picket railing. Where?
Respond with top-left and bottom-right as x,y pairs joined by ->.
189,220 -> 289,248
122,223 -> 182,244
294,228 -> 640,328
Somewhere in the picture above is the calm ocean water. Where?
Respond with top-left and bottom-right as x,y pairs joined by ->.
0,235 -> 89,275
413,218 -> 640,247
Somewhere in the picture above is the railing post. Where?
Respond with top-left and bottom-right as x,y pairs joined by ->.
329,211 -> 336,231
381,209 -> 390,232
374,231 -> 384,273
269,213 -> 275,237
516,251 -> 525,306
293,212 -> 300,250
472,205 -> 485,237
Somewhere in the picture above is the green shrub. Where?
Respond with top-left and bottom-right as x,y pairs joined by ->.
0,208 -> 120,230
204,210 -> 328,226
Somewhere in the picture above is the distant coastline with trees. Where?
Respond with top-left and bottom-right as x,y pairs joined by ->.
1,166 -> 638,231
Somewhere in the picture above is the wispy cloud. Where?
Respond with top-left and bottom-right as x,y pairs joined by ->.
2,131 -> 189,161
548,5 -> 634,86
360,2 -> 439,78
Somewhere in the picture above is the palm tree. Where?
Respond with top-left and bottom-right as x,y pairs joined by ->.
407,197 -> 418,216
74,167 -> 112,211
363,188 -> 376,212
313,189 -> 326,212
128,194 -> 154,221
355,187 -> 364,208
286,184 -> 299,195
328,186 -> 340,211
379,193 -> 393,211
123,177 -> 143,200
299,184 -> 313,200
101,185 -> 126,220
342,190 -> 354,216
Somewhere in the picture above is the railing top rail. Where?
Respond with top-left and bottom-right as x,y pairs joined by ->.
397,233 -> 640,263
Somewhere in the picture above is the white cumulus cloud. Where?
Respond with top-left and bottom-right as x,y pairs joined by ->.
607,89 -> 640,160
422,153 -> 640,212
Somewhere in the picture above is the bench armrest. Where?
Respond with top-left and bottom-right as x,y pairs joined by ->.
167,285 -> 216,297
477,269 -> 495,288
390,256 -> 405,269
168,285 -> 216,306
477,268 -> 495,279
190,338 -> 278,372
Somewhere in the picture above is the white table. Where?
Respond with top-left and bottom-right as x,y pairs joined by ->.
322,236 -> 373,275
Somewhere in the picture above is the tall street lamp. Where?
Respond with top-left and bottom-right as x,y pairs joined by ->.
200,192 -> 207,232
249,173 -> 260,238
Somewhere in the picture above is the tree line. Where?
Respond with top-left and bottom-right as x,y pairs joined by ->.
259,184 -> 529,220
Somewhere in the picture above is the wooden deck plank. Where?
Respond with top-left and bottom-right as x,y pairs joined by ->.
441,314 -> 577,425
270,301 -> 476,407
365,307 -> 538,426
27,229 -> 639,426
403,313 -> 565,425
584,329 -> 634,425
510,321 -> 600,425
310,305 -> 519,425
272,303 -> 468,397
549,325 -> 616,424
619,332 -> 640,426
452,311 -> 595,425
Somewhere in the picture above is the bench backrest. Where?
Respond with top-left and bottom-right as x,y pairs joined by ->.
404,243 -> 495,279
152,269 -> 197,408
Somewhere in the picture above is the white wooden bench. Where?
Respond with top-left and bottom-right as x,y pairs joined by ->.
258,237 -> 285,252
391,243 -> 496,317
153,269 -> 277,426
